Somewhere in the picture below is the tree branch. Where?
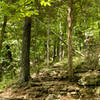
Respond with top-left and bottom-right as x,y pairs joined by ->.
35,17 -> 85,57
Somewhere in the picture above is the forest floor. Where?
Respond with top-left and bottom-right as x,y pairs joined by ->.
0,59 -> 100,100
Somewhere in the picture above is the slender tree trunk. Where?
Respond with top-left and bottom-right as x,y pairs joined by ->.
99,31 -> 100,41
47,19 -> 50,66
34,0 -> 40,63
67,0 -> 73,79
34,18 -> 38,63
59,22 -> 63,61
98,23 -> 100,41
53,39 -> 56,61
0,15 -> 7,51
20,17 -> 32,83
57,39 -> 60,58
62,47 -> 65,58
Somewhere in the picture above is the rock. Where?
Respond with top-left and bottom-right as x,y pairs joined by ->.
78,71 -> 100,86
30,83 -> 42,87
95,86 -> 100,95
98,55 -> 100,65
45,94 -> 59,100
70,91 -> 77,96
0,91 -> 3,94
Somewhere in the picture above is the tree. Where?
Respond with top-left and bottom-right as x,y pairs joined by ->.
46,18 -> 50,66
20,17 -> 32,83
59,21 -> 63,61
67,0 -> 73,79
0,16 -> 7,51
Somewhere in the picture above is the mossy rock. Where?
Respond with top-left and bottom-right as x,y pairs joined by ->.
78,71 -> 100,86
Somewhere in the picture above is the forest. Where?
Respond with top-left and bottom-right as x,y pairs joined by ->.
0,0 -> 100,100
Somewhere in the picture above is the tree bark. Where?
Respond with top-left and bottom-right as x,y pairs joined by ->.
57,41 -> 60,58
47,19 -> 50,66
98,23 -> 100,41
34,18 -> 38,63
53,39 -> 56,61
67,0 -> 73,79
20,17 -> 32,83
0,16 -> 7,51
59,22 -> 63,61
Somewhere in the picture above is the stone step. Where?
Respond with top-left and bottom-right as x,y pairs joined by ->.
30,83 -> 42,87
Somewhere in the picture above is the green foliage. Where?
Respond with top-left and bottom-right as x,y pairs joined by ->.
0,75 -> 17,90
40,0 -> 51,6
0,39 -> 22,62
0,38 -> 22,81
0,0 -> 100,92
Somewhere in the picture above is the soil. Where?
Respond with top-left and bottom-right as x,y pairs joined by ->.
0,62 -> 100,100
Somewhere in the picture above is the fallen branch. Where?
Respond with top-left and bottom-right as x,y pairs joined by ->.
73,49 -> 85,57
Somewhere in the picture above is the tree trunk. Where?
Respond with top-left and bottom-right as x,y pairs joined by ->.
57,40 -> 60,60
34,18 -> 38,63
67,0 -> 73,79
0,15 -> 7,51
20,17 -> 32,83
53,39 -> 56,61
62,47 -> 65,58
46,19 -> 50,66
59,22 -> 63,61
98,23 -> 100,41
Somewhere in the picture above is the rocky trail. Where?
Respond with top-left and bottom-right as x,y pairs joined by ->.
0,61 -> 100,100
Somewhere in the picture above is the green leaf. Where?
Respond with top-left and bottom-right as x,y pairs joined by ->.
40,1 -> 45,6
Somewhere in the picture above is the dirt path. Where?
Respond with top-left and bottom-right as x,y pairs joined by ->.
0,61 -> 99,100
